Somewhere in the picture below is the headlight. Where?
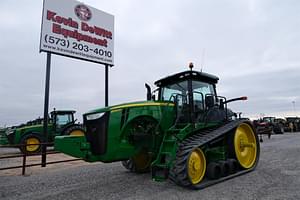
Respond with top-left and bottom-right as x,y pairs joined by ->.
6,129 -> 15,135
86,112 -> 105,120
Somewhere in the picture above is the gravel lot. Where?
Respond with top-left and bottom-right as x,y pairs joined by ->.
1,133 -> 300,200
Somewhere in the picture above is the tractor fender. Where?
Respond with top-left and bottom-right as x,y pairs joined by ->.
120,115 -> 160,139
60,123 -> 83,135
62,124 -> 85,136
18,131 -> 45,144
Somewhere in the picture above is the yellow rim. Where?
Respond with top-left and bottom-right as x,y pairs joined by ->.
26,137 -> 40,152
234,123 -> 257,169
69,130 -> 85,136
187,148 -> 206,185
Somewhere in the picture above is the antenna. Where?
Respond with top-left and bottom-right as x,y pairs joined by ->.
200,48 -> 205,72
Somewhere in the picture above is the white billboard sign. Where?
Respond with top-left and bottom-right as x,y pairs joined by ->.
40,0 -> 114,66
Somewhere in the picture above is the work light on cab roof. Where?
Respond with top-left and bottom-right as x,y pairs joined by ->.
189,62 -> 194,70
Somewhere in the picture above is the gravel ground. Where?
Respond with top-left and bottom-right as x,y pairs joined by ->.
1,133 -> 300,200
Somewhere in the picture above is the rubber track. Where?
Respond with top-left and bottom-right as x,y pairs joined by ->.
169,119 -> 256,189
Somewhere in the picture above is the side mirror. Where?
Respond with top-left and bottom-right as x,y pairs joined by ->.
205,95 -> 214,109
219,99 -> 224,110
145,83 -> 151,100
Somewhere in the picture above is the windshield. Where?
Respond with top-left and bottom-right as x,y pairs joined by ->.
160,80 -> 216,123
56,114 -> 73,126
161,81 -> 188,101
160,80 -> 215,107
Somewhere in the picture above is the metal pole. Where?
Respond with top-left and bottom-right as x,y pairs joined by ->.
22,154 -> 26,175
105,64 -> 109,107
42,52 -> 51,167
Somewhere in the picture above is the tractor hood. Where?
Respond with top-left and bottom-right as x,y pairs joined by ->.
84,101 -> 174,115
16,124 -> 43,131
55,100 -> 176,162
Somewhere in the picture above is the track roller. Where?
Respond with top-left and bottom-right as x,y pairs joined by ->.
218,161 -> 230,177
227,159 -> 239,174
206,162 -> 221,180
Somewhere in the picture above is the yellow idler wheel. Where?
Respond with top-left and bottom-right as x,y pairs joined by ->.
234,123 -> 257,169
69,129 -> 85,136
26,137 -> 40,152
187,148 -> 206,185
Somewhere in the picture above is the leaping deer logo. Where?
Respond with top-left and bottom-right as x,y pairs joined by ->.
74,4 -> 92,21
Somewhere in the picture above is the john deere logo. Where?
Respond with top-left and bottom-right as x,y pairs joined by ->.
74,4 -> 92,21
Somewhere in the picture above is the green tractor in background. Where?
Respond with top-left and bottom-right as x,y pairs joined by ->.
55,65 -> 259,189
5,110 -> 84,154
0,127 -> 9,145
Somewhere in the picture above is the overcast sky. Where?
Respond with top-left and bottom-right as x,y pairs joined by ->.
1,0 -> 300,126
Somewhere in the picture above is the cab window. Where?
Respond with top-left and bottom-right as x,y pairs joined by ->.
161,81 -> 188,102
56,114 -> 73,126
193,81 -> 215,110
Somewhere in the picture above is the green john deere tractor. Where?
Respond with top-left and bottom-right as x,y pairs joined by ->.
55,65 -> 259,189
0,128 -> 9,145
5,110 -> 84,154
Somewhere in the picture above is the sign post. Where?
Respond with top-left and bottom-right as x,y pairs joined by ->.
105,65 -> 109,107
39,0 -> 114,167
41,52 -> 51,167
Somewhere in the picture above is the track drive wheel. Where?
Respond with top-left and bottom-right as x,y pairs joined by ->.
233,123 -> 259,169
63,125 -> 85,136
121,150 -> 152,173
20,134 -> 42,154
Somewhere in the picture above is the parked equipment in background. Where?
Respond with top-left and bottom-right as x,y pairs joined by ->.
55,64 -> 260,189
285,117 -> 300,132
253,117 -> 285,140
0,128 -> 9,145
273,118 -> 286,133
253,118 -> 273,139
4,110 -> 84,154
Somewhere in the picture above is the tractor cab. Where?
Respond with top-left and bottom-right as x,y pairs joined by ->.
50,110 -> 76,134
152,65 -> 228,123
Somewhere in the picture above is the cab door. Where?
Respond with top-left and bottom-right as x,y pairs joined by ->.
160,80 -> 190,123
192,80 -> 216,122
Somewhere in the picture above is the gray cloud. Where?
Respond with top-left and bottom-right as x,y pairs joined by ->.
219,68 -> 300,118
0,0 -> 300,126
